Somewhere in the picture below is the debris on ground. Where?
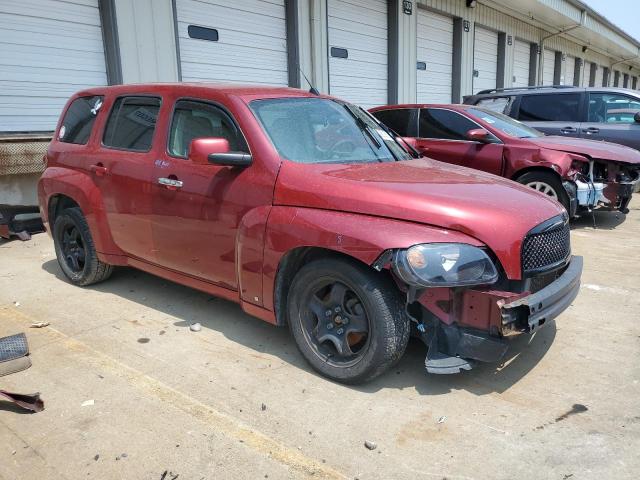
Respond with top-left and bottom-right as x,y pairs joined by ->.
189,323 -> 201,332
29,322 -> 49,328
81,399 -> 95,407
0,390 -> 44,412
261,403 -> 267,411
438,416 -> 447,424
13,301 -> 20,307
364,440 -> 377,450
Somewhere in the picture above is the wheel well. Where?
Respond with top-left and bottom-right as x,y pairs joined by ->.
511,166 -> 562,182
273,247 -> 377,327
48,195 -> 80,224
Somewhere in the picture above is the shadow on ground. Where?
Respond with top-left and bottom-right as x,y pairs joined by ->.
571,209 -> 627,230
41,259 -> 555,397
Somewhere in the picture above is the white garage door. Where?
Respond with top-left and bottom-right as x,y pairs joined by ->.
512,39 -> 530,88
175,0 -> 288,86
473,26 -> 498,94
328,0 -> 387,108
0,0 -> 107,132
542,49 -> 556,85
416,9 -> 453,104
581,61 -> 592,86
594,65 -> 604,87
564,55 -> 575,86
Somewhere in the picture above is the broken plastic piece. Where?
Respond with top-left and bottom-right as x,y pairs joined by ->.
0,390 -> 44,412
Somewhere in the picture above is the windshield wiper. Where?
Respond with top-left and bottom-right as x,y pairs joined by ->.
343,104 -> 382,149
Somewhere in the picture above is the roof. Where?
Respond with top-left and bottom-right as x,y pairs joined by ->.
73,82 -> 323,100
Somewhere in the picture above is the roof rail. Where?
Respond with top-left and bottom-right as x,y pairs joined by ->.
475,85 -> 576,95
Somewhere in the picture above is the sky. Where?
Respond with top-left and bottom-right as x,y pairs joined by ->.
583,0 -> 639,42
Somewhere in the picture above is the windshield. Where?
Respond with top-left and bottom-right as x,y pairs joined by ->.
468,107 -> 543,139
250,97 -> 412,164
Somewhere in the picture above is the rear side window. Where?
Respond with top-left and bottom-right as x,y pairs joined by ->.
371,109 -> 414,136
103,96 -> 161,152
419,108 -> 478,140
517,94 -> 580,122
58,96 -> 103,145
474,96 -> 515,115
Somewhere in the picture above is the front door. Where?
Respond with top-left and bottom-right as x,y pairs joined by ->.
415,108 -> 504,176
581,92 -> 640,150
90,95 -> 162,262
150,98 -> 260,290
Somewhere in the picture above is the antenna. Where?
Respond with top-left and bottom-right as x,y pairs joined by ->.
299,68 -> 320,96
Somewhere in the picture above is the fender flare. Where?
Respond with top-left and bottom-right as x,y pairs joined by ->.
39,167 -> 123,257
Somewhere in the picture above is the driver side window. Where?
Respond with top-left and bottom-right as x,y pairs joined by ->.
168,100 -> 248,158
419,108 -> 479,140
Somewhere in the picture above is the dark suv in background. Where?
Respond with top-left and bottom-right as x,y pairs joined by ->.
464,86 -> 640,151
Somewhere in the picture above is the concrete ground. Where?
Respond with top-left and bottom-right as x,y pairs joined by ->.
1,201 -> 639,480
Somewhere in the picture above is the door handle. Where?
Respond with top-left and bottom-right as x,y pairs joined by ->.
90,164 -> 108,176
583,127 -> 600,135
560,127 -> 577,134
158,177 -> 183,190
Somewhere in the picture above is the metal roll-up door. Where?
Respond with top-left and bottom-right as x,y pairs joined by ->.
416,9 -> 453,103
542,49 -> 555,85
175,0 -> 288,86
564,55 -> 575,86
512,39 -> 530,88
327,0 -> 387,108
472,26 -> 498,94
0,0 -> 107,132
595,65 -> 604,86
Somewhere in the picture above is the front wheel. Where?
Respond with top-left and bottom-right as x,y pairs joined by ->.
287,257 -> 410,384
516,171 -> 570,212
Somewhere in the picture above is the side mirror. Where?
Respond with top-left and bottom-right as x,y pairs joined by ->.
188,138 -> 252,167
466,128 -> 492,143
189,138 -> 230,164
634,112 -> 640,123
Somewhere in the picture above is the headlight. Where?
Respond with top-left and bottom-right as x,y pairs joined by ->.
392,243 -> 498,287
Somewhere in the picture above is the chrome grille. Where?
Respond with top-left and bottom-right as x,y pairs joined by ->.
522,219 -> 570,274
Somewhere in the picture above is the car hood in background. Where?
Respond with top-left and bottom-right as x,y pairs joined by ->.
525,136 -> 640,165
274,158 -> 565,280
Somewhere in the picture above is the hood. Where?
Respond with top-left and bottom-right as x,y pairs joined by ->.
526,136 -> 640,165
274,158 -> 565,280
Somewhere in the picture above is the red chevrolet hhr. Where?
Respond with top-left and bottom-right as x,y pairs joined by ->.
39,84 -> 582,383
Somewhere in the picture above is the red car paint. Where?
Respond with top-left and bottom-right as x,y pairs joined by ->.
39,84 -> 576,357
371,104 -> 640,212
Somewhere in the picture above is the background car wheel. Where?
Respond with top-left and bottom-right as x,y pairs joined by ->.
516,171 -> 570,212
287,257 -> 410,384
52,207 -> 113,286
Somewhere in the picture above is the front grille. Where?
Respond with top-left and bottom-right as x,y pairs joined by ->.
521,218 -> 570,274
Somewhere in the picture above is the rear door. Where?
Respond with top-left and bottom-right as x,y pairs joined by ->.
581,91 -> 640,149
515,92 -> 582,137
90,95 -> 161,262
415,108 -> 504,176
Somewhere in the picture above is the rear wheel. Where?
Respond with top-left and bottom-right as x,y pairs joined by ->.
516,171 -> 570,212
52,207 -> 113,286
287,257 -> 409,384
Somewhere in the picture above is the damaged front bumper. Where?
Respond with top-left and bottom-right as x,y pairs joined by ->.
421,256 -> 583,374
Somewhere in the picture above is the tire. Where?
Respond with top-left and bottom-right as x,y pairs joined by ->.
52,207 -> 113,286
516,171 -> 570,212
287,257 -> 410,384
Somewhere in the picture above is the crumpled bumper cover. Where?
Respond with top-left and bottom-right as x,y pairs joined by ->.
501,255 -> 583,334
423,256 -> 583,372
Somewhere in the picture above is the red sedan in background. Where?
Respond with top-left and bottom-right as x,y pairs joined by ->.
370,104 -> 640,216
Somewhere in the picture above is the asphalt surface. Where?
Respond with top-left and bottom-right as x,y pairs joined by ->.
1,199 -> 639,479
